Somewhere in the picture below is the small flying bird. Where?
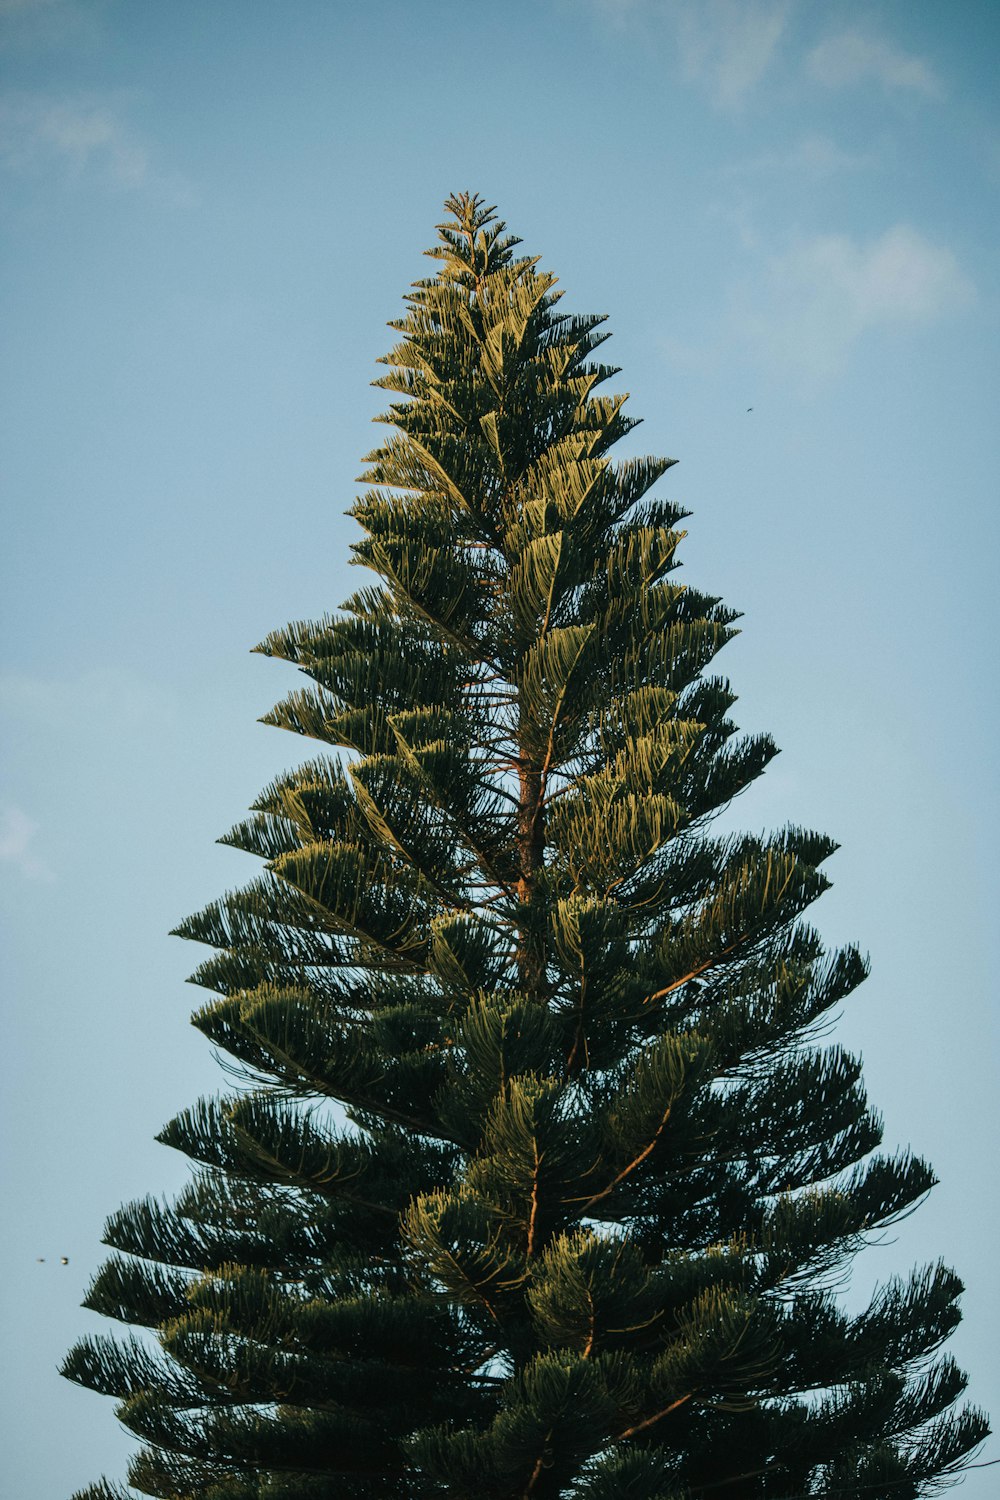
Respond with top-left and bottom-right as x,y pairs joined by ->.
36,1257 -> 45,1263
60,1257 -> 69,1266
746,406 -> 753,412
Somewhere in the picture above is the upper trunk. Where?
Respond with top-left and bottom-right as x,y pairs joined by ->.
516,758 -> 546,1001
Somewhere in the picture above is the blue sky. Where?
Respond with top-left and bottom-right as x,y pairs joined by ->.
1,1 -> 997,1493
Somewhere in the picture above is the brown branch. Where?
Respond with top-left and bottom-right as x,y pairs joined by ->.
616,1391 -> 692,1440
516,760 -> 546,996
575,1101 -> 673,1216
522,1429 -> 555,1498
642,936 -> 745,1008
689,1465 -> 775,1494
581,1290 -> 597,1360
526,1146 -> 543,1258
564,973 -> 589,1078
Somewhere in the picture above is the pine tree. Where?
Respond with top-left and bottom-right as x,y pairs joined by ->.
64,194 -> 987,1500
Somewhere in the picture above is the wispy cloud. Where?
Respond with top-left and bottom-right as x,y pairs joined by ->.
587,0 -> 641,25
733,133 -> 882,179
583,3 -> 942,111
674,0 -> 793,107
0,0 -> 104,51
0,667 -> 178,733
0,806 -> 53,881
738,225 -> 973,375
0,92 -> 149,189
581,0 -> 793,105
806,30 -> 943,97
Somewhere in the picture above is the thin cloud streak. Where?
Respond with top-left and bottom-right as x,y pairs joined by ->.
807,30 -> 943,98
587,0 -> 641,25
674,0 -> 793,107
584,3 -> 943,112
0,667 -> 178,734
0,92 -> 148,188
580,0 -> 794,106
730,133 -> 883,179
0,89 -> 196,202
738,225 -> 974,375
0,0 -> 104,52
0,806 -> 54,882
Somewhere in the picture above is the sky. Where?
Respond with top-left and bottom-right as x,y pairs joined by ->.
1,0 -> 997,1494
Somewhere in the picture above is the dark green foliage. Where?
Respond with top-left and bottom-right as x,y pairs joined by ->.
65,195 -> 987,1499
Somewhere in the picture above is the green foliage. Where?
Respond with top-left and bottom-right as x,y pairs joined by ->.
66,193 -> 987,1498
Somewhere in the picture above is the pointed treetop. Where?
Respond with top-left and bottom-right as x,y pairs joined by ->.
439,191 -> 498,238
425,190 -> 526,287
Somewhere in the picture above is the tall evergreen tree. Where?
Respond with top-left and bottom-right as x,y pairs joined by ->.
65,194 -> 987,1500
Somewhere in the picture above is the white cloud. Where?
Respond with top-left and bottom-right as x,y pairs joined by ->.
739,225 -> 974,374
739,133 -> 881,178
588,0 -> 641,23
582,0 -> 792,104
674,0 -> 793,107
584,4 -> 941,107
0,93 -> 148,188
984,135 -> 1000,187
0,667 -> 178,733
0,806 -> 53,881
806,30 -> 942,97
0,0 -> 104,51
